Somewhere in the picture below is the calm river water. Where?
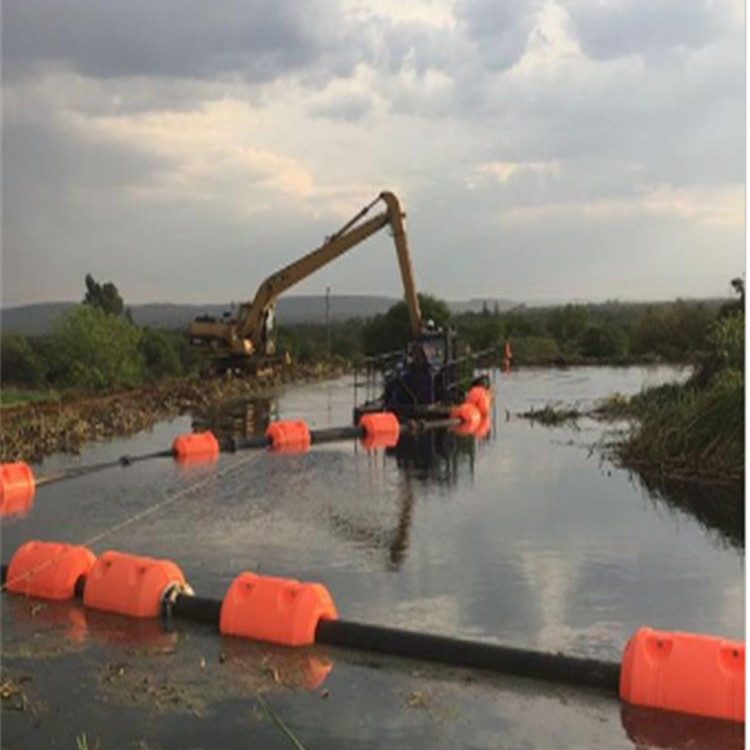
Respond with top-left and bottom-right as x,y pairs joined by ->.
1,366 -> 744,748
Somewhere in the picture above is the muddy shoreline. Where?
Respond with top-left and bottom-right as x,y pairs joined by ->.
0,363 -> 348,464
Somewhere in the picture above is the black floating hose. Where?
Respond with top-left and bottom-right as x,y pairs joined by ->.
171,590 -> 621,694
310,426 -> 366,445
1,563 -> 619,695
10,413 -> 469,491
314,619 -> 621,693
171,593 -> 222,624
35,449 -> 175,487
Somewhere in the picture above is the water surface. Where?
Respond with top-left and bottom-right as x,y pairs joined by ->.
2,366 -> 743,748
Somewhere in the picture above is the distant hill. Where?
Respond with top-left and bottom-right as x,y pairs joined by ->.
1,295 -> 402,335
2,295 -> 729,336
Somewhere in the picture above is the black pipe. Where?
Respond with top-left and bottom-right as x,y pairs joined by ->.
310,426 -> 366,445
165,591 -> 619,694
314,619 -> 621,693
35,449 -> 175,487
1,567 -> 619,695
171,593 -> 222,624
74,575 -> 86,599
23,413 -> 473,489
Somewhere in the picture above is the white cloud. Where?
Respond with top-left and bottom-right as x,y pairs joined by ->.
2,0 -> 744,305
478,160 -> 562,183
500,183 -> 744,227
71,100 -> 315,210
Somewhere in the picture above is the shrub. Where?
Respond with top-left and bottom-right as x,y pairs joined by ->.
580,324 -> 627,358
48,305 -> 144,392
0,334 -> 46,387
139,328 -> 183,380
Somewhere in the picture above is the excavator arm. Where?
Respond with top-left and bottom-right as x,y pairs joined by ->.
238,191 -> 422,354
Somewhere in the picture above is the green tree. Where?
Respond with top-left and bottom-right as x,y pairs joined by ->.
579,324 -> 626,358
547,305 -> 589,350
361,293 -> 451,355
0,334 -> 46,387
630,302 -> 712,360
83,274 -> 125,316
139,328 -> 183,380
720,277 -> 745,318
49,305 -> 144,391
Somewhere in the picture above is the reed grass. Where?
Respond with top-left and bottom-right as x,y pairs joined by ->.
611,372 -> 744,482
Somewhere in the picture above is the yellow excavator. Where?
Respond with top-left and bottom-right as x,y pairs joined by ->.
188,191 -> 423,373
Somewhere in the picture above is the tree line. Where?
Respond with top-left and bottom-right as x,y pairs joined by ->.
292,286 -> 742,367
1,276 -> 743,396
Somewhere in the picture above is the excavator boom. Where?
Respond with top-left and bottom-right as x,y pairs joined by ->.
189,191 -> 423,369
239,192 -> 422,347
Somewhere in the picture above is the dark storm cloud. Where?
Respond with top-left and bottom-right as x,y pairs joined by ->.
563,0 -> 724,60
3,0 -> 354,82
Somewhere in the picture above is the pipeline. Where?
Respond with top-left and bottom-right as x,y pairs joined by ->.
0,387 -> 493,515
0,542 -> 742,723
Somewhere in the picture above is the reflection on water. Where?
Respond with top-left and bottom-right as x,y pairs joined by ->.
632,473 -> 744,550
620,704 -> 744,750
195,392 -> 493,571
2,367 -> 744,749
192,396 -> 275,441
391,429 -> 476,486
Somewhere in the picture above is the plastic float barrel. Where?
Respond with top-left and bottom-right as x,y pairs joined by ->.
465,386 -> 492,417
6,540 -> 96,600
83,551 -> 188,618
619,627 -> 745,723
266,420 -> 311,454
220,572 -> 338,646
1,462 -> 36,518
358,412 -> 401,449
450,402 -> 482,436
172,431 -> 219,464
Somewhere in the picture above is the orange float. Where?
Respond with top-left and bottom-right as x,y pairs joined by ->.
359,412 -> 401,449
6,540 -> 96,600
465,386 -> 492,417
172,431 -> 219,464
220,572 -> 338,646
0,462 -> 36,518
83,550 -> 188,618
266,420 -> 311,453
450,402 -> 482,436
619,627 -> 745,722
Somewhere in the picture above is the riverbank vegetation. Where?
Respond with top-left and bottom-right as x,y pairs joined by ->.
279,293 -> 731,369
518,282 -> 744,484
1,277 -> 740,401
604,296 -> 744,483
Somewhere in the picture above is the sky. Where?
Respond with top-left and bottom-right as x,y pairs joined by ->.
2,0 -> 745,307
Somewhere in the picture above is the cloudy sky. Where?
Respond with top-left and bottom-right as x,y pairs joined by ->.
2,0 -> 745,307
